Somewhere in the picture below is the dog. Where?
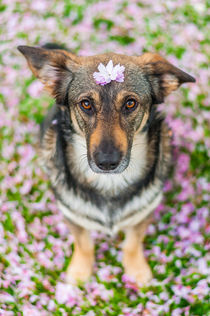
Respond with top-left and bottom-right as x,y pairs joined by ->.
18,44 -> 195,285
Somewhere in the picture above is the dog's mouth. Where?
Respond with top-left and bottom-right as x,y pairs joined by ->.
89,158 -> 129,174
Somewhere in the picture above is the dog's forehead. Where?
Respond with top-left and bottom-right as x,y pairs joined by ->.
80,53 -> 139,75
71,53 -> 150,98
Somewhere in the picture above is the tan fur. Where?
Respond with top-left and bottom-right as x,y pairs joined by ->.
114,90 -> 140,110
113,124 -> 128,153
136,52 -> 194,97
87,90 -> 101,110
122,215 -> 153,285
78,91 -> 101,109
89,120 -> 104,151
65,220 -> 94,283
27,62 -> 39,77
138,52 -> 167,64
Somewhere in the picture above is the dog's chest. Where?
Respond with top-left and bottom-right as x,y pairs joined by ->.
40,127 -> 164,234
56,177 -> 162,234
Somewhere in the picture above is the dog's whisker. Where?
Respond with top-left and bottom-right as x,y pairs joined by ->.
76,154 -> 88,170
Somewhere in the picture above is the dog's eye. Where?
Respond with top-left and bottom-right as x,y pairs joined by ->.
80,100 -> 91,110
123,99 -> 137,113
79,99 -> 93,114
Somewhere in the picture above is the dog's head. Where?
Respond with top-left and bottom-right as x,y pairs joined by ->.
18,46 -> 195,174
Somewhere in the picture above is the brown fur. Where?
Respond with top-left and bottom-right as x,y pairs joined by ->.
89,120 -> 104,151
18,45 -> 195,285
112,124 -> 128,153
123,215 -> 153,284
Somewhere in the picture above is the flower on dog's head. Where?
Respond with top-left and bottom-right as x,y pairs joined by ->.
93,60 -> 125,85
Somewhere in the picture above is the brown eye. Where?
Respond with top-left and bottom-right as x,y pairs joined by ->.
80,99 -> 91,110
79,99 -> 94,115
125,99 -> 136,109
123,99 -> 137,114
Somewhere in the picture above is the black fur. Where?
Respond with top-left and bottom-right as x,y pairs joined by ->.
42,104 -> 164,217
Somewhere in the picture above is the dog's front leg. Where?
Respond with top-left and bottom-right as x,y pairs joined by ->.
122,215 -> 153,285
65,220 -> 94,283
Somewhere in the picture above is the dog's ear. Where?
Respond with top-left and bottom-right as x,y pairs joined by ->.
17,45 -> 78,104
138,53 -> 195,104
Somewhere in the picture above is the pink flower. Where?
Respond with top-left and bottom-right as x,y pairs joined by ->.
27,80 -> 43,98
30,0 -> 48,13
178,153 -> 190,174
85,312 -> 96,316
19,179 -> 33,195
0,292 -> 15,302
93,60 -> 125,85
22,303 -> 44,316
55,282 -> 82,306
48,299 -> 55,311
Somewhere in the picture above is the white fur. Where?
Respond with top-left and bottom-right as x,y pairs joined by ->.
40,64 -> 58,83
57,201 -> 111,234
56,179 -> 162,235
113,192 -> 162,233
112,179 -> 162,222
57,183 -> 108,225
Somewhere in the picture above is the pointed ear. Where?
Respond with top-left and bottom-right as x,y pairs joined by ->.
138,53 -> 196,104
17,45 -> 78,104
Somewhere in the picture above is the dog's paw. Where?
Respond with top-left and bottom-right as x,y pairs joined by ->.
66,264 -> 92,284
125,263 -> 152,285
66,255 -> 93,284
123,258 -> 152,286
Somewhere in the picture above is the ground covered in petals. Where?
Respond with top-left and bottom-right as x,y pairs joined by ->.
0,0 -> 209,315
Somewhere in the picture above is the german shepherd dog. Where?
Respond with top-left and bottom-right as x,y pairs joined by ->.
18,44 -> 195,285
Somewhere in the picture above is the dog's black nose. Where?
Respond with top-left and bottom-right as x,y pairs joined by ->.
94,142 -> 122,171
94,150 -> 121,170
